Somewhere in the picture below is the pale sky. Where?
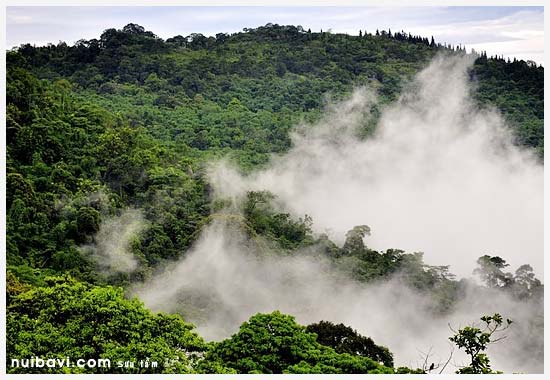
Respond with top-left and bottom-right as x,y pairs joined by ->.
6,6 -> 545,64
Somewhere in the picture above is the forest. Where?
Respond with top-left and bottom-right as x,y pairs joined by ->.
5,23 -> 544,374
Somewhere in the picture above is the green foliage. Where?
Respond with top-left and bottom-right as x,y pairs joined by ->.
243,191 -> 314,250
334,235 -> 462,313
6,270 -> 32,305
306,320 -> 393,367
7,276 -> 206,373
7,24 -> 543,282
198,311 -> 393,374
472,56 -> 544,157
342,225 -> 371,253
395,366 -> 426,374
475,255 -> 543,300
5,22 -> 543,374
10,23 -> 543,161
475,255 -> 513,288
449,313 -> 512,374
6,65 -> 210,283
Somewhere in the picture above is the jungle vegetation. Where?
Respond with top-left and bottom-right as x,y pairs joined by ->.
6,23 -> 543,373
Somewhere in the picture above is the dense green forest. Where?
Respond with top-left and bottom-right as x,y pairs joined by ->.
6,23 -> 544,374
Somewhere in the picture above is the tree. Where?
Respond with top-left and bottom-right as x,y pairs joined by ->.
76,206 -> 101,239
511,264 -> 543,300
474,256 -> 543,300
6,22 -> 544,375
243,191 -> 313,250
198,311 -> 393,374
7,276 -> 206,373
474,255 -> 513,288
306,321 -> 393,366
343,225 -> 371,253
449,314 -> 512,374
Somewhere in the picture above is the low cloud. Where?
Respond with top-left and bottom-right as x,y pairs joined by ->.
133,220 -> 543,373
134,54 -> 543,373
82,208 -> 147,275
209,54 -> 543,278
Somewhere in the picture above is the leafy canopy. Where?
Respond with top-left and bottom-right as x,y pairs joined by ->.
198,311 -> 393,374
7,276 -> 206,374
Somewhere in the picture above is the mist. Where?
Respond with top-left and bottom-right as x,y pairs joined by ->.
81,208 -> 148,275
208,54 -> 543,278
133,54 -> 543,373
133,220 -> 542,373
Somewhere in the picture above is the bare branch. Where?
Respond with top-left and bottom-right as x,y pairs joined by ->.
439,345 -> 455,374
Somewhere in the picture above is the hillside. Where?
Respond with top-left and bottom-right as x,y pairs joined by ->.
6,24 -> 544,374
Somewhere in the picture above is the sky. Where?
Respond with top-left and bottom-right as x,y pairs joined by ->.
6,6 -> 545,64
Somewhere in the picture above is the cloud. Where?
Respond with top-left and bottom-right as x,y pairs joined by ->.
133,219 -> 543,373
468,36 -> 545,63
7,14 -> 33,24
408,9 -> 544,63
81,208 -> 148,275
208,54 -> 543,279
6,6 -> 544,63
133,54 -> 543,373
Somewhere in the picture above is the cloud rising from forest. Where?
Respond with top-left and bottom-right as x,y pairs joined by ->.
134,55 -> 543,373
82,208 -> 147,275
134,221 -> 543,373
209,54 -> 543,278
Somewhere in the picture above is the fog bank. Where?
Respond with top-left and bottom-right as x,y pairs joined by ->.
209,54 -> 543,278
134,220 -> 542,373
134,54 -> 543,373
